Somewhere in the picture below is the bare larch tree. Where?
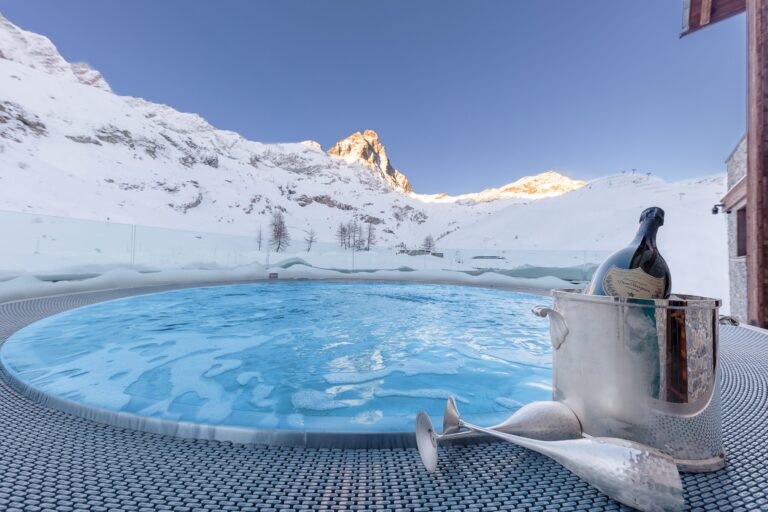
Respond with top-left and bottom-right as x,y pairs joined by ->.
304,228 -> 317,253
422,235 -> 436,253
336,223 -> 349,249
349,220 -> 364,251
269,211 -> 291,252
365,222 -> 376,251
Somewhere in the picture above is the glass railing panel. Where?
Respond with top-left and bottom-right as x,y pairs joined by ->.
0,210 -> 134,280
132,224 -> 259,271
0,209 -> 608,294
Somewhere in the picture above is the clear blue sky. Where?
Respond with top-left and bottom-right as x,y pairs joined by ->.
0,1 -> 746,194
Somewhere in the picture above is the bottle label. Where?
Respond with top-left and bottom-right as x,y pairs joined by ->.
602,266 -> 666,299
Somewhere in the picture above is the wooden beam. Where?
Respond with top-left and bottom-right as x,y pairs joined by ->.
746,0 -> 768,327
700,0 -> 714,26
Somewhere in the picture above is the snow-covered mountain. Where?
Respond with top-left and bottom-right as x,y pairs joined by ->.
414,170 -> 586,203
0,12 -> 728,301
0,12 -> 585,246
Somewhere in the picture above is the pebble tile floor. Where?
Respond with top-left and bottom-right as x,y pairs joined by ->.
0,285 -> 766,511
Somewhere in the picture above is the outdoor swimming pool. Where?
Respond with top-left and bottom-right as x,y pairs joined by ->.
0,282 -> 553,436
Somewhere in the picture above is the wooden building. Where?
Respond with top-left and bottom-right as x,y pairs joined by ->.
683,0 -> 768,327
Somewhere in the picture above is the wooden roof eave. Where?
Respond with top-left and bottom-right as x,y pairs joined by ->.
681,0 -> 746,37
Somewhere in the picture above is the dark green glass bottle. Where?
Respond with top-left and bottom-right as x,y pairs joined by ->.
585,207 -> 671,299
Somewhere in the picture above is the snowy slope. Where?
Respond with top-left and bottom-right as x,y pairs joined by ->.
441,173 -> 728,301
0,13 -> 728,302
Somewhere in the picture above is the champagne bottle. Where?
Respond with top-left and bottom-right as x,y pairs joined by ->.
585,207 -> 671,299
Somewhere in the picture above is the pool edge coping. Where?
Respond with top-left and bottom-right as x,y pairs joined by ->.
0,359 -> 425,448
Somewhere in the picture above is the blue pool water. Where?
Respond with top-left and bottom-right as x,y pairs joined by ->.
0,282 -> 553,432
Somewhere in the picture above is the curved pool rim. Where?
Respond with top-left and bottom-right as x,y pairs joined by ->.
0,280 -> 553,448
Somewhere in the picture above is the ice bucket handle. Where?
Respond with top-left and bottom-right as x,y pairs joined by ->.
532,306 -> 568,349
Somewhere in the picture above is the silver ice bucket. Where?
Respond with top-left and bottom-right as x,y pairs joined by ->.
534,289 -> 724,472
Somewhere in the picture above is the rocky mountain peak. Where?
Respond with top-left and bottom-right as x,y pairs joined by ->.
0,12 -> 111,92
328,130 -> 412,193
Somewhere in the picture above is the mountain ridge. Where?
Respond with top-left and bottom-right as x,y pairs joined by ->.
0,13 -> 111,92
413,170 -> 586,203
